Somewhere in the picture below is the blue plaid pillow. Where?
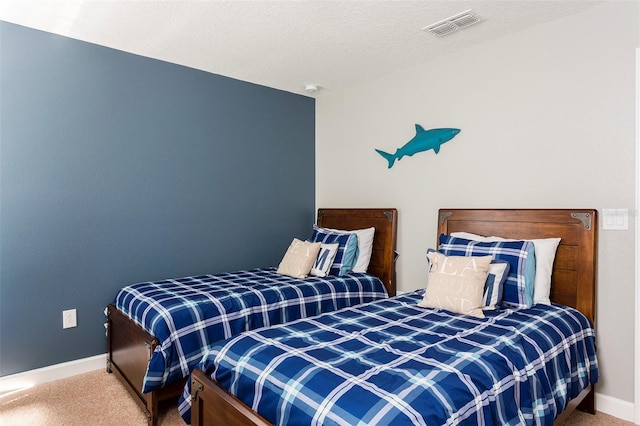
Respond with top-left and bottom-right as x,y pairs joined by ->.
311,226 -> 359,276
438,234 -> 536,309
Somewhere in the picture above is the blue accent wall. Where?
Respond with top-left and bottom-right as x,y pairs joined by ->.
0,22 -> 315,376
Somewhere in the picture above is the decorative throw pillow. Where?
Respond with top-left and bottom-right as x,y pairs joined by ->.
484,261 -> 510,309
419,252 -> 493,318
309,243 -> 339,277
451,232 -> 561,305
310,225 -> 359,276
277,238 -> 321,279
427,249 -> 509,310
324,227 -> 375,273
438,234 -> 536,309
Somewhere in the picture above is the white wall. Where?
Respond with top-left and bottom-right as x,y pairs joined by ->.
317,0 -> 639,414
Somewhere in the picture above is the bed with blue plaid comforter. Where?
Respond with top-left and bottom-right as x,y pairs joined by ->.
112,267 -> 387,393
179,290 -> 598,425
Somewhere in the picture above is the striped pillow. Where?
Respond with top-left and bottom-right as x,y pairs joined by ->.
311,226 -> 359,276
438,234 -> 536,309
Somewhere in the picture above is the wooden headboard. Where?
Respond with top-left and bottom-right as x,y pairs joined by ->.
437,209 -> 598,325
317,208 -> 398,297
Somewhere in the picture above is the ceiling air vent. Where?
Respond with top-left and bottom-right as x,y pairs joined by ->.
423,10 -> 481,37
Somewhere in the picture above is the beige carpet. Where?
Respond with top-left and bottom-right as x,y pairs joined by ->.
0,369 -> 634,425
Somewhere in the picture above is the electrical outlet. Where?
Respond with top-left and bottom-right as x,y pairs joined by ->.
63,309 -> 77,329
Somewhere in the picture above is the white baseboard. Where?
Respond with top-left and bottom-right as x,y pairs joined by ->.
0,354 -> 106,395
596,392 -> 637,423
0,354 -> 636,424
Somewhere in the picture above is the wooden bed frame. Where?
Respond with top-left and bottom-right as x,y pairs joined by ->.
189,208 -> 598,426
106,208 -> 398,426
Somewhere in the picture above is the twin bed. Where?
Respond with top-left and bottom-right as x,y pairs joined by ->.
181,208 -> 599,425
106,208 -> 398,426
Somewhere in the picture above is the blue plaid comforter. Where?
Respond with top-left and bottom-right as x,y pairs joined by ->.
112,267 -> 387,393
179,291 -> 598,425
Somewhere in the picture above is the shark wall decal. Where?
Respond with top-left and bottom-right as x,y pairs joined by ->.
375,125 -> 461,168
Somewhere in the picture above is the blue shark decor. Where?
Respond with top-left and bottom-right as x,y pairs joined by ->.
375,125 -> 461,168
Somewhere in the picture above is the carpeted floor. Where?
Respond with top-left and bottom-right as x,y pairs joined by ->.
0,370 -> 181,425
0,369 -> 634,425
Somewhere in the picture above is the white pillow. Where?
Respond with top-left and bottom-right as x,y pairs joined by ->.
309,243 -> 339,277
277,238 -> 321,279
324,227 -> 375,273
450,232 -> 561,305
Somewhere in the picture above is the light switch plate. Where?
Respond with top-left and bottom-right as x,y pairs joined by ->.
602,209 -> 628,230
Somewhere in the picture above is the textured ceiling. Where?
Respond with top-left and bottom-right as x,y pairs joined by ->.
0,1 -> 606,96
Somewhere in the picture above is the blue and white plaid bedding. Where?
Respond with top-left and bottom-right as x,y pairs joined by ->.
179,290 -> 598,425
112,267 -> 387,393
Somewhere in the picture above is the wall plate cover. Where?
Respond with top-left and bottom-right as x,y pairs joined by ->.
602,209 -> 628,230
63,309 -> 77,329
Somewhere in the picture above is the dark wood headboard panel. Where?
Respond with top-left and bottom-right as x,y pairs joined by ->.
317,208 -> 398,297
437,209 -> 597,325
